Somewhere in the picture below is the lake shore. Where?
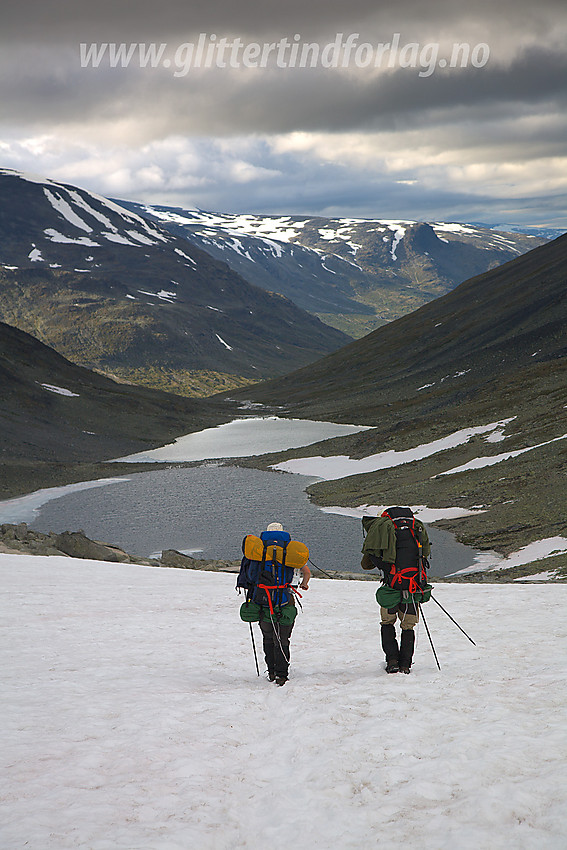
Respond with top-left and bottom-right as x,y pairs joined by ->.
2,457 -> 565,582
1,521 -> 556,583
0,459 -> 175,501
2,408 -> 565,584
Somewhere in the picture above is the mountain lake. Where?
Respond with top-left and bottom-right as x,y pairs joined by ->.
0,417 -> 484,577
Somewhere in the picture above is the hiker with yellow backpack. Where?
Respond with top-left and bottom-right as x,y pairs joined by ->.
236,522 -> 311,686
361,507 -> 433,674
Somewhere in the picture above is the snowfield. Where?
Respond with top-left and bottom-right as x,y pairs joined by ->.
271,419 -> 516,479
2,554 -> 566,850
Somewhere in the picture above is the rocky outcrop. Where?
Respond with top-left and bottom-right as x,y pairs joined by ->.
160,549 -> 240,572
1,523 -> 63,556
0,523 -> 158,565
0,523 -> 240,572
54,530 -> 130,562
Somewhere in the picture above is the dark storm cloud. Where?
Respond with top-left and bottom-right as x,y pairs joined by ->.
161,44 -> 567,137
1,0 -> 565,228
1,0 -> 565,138
2,0 -> 565,42
2,40 -> 565,139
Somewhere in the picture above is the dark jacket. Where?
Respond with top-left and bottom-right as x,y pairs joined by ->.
361,514 -> 430,565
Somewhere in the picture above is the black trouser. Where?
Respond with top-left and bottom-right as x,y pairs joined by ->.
259,618 -> 294,679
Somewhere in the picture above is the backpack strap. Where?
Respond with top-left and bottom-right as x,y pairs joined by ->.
389,566 -> 424,594
259,538 -> 292,611
406,522 -> 428,591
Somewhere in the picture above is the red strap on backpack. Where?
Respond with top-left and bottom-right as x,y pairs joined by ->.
389,566 -> 423,594
257,582 -> 302,616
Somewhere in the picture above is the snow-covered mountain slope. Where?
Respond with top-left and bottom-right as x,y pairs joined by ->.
2,556 -> 566,850
117,202 -> 376,319
0,169 -> 349,394
120,199 -> 547,336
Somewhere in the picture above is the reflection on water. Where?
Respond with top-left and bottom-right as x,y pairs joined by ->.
30,464 -> 481,577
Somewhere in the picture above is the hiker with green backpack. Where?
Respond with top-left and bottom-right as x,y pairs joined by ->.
361,507 -> 433,674
236,522 -> 311,686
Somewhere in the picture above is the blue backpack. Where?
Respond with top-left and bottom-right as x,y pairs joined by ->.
237,530 -> 305,611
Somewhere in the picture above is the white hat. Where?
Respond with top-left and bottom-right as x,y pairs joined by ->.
266,522 -> 284,532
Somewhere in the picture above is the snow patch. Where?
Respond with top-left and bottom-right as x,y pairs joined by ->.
88,193 -> 168,241
28,246 -> 43,262
385,222 -> 407,260
65,189 -> 116,231
137,289 -> 177,302
320,504 -> 486,522
515,571 -> 554,581
272,419 -> 516,480
44,229 -> 100,247
43,188 -> 93,233
439,433 -> 567,476
215,333 -> 233,350
174,247 -> 197,265
453,536 -> 567,574
0,167 -> 63,185
0,477 -> 129,523
225,237 -> 254,261
102,232 -> 139,246
125,230 -> 158,246
433,222 -> 480,236
321,257 -> 337,274
38,383 -> 80,397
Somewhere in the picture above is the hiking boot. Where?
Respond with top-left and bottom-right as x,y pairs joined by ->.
385,659 -> 399,673
399,665 -> 411,674
267,671 -> 276,682
275,676 -> 288,686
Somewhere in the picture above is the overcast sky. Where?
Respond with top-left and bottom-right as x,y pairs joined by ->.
2,0 -> 566,229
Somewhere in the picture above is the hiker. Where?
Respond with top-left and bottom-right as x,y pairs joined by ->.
236,522 -> 311,686
361,507 -> 432,674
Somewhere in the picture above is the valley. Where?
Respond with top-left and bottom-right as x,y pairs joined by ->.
0,169 -> 565,578
123,200 -> 546,336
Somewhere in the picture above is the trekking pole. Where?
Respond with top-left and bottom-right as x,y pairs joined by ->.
308,557 -> 337,580
249,623 -> 260,676
431,595 -> 477,646
419,604 -> 441,671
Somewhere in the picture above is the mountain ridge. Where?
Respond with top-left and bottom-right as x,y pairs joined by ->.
0,169 -> 349,395
231,233 -> 566,415
120,199 -> 547,336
